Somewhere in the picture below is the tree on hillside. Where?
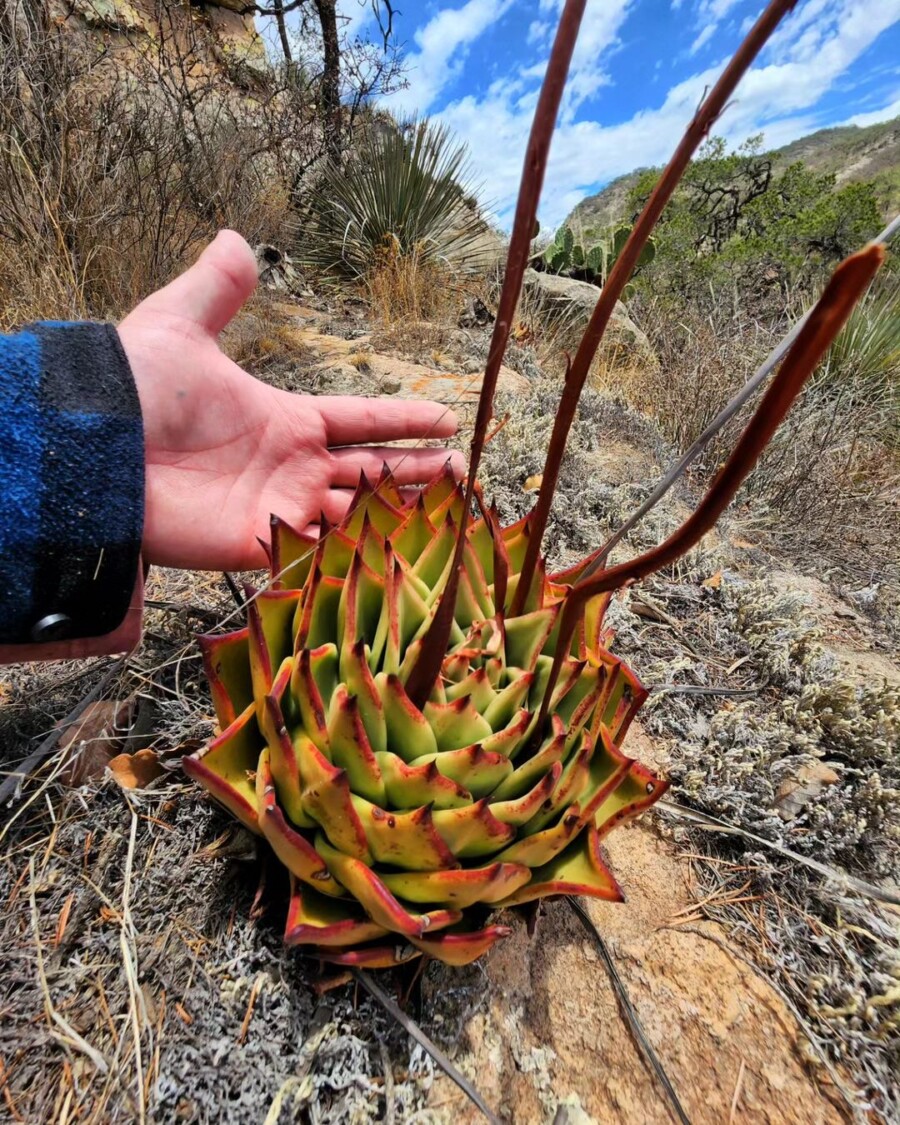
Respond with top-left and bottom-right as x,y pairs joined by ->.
627,135 -> 882,296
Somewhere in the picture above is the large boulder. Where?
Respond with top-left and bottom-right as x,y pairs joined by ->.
523,268 -> 656,367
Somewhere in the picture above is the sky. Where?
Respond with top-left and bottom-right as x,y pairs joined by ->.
332,0 -> 900,231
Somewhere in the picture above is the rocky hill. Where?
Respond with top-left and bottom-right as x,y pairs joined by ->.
568,115 -> 900,231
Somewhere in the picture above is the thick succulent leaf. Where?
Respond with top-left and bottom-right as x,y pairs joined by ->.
411,513 -> 457,591
327,685 -> 386,805
466,514 -> 495,584
494,826 -> 623,907
495,806 -> 581,866
314,834 -> 425,936
522,735 -> 594,834
424,696 -> 493,752
390,494 -> 436,564
291,648 -> 330,752
482,708 -> 532,759
594,760 -> 669,838
489,762 -> 562,825
444,666 -> 496,712
414,745 -> 513,798
484,672 -> 534,731
491,715 -> 566,799
295,567 -> 343,650
374,464 -> 405,510
284,877 -> 387,946
343,480 -> 405,539
313,944 -> 421,969
314,520 -> 354,579
350,799 -> 457,871
199,629 -> 253,728
296,734 -> 371,860
183,703 -> 261,833
338,551 -> 383,649
248,591 -> 302,702
257,751 -> 341,892
381,861 -> 531,909
410,924 -> 512,966
263,688 -> 316,829
428,486 -> 466,529
377,672 -> 438,762
270,515 -> 317,590
505,607 -> 558,671
432,799 -> 516,858
374,550 -> 431,675
341,640 -> 387,754
376,752 -> 470,810
419,460 -> 458,515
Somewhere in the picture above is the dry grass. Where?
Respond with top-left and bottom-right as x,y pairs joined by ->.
599,293 -> 900,612
364,240 -> 465,326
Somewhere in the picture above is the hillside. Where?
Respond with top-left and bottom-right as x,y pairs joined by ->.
569,114 -> 900,231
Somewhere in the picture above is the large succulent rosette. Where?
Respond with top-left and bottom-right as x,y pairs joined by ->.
185,467 -> 667,968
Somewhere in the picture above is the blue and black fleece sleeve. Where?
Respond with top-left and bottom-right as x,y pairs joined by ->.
0,322 -> 144,647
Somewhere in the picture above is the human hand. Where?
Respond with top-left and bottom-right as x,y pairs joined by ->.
118,231 -> 463,570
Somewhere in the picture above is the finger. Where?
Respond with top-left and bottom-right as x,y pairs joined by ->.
317,397 -> 459,446
147,230 -> 257,337
329,446 -> 465,487
319,489 -> 356,525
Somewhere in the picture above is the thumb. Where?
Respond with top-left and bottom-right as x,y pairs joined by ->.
148,230 -> 258,337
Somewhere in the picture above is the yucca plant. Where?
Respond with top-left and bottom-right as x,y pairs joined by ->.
185,0 -> 885,971
295,115 -> 488,279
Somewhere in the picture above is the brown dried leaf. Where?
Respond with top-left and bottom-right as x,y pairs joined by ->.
524,473 -> 543,493
702,570 -> 723,589
775,762 -> 841,821
57,699 -> 136,785
107,748 -> 165,790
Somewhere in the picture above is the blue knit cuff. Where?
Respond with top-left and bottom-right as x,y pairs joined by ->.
0,322 -> 144,644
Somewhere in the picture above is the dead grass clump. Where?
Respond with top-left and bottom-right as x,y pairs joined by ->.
364,239 -> 463,326
610,293 -> 900,609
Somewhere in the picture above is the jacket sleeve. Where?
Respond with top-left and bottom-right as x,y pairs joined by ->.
0,322 -> 145,663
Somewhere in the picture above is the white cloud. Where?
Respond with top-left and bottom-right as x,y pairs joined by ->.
840,94 -> 900,129
435,0 -> 900,230
688,24 -> 716,55
385,0 -> 516,116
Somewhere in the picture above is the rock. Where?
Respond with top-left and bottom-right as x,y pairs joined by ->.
522,268 -> 656,366
458,295 -> 494,329
426,786 -> 845,1123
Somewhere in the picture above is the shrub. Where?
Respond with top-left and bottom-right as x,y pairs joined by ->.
294,115 -> 489,282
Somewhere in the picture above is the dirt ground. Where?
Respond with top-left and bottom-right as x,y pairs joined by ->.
1,293 -> 897,1124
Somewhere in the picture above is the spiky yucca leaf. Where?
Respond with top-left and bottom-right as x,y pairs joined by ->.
185,467 -> 665,968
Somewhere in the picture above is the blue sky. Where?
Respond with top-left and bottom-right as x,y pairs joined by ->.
332,0 -> 900,229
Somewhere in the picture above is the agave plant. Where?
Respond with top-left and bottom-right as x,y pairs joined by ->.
185,0 -> 885,971
184,468 -> 663,967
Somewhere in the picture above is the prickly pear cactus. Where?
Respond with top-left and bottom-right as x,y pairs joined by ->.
185,466 -> 666,969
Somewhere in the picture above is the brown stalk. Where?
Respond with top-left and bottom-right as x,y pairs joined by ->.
510,0 -> 799,616
404,0 -> 587,707
534,243 -> 885,731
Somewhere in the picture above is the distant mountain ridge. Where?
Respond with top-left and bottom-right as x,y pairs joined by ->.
566,116 -> 900,233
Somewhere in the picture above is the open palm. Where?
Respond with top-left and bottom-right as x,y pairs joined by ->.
119,232 -> 462,570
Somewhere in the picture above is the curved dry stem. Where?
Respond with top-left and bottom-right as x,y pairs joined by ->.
404,0 -> 587,707
511,0 -> 799,615
535,243 -> 885,730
